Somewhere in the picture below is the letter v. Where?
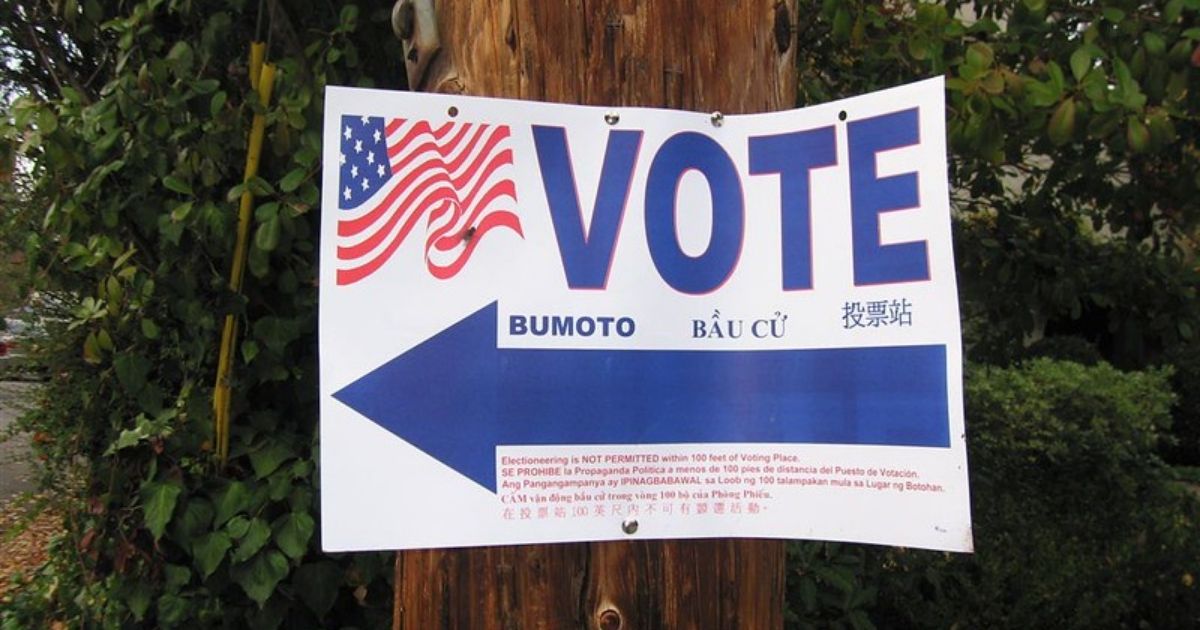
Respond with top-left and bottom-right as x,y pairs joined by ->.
532,126 -> 642,289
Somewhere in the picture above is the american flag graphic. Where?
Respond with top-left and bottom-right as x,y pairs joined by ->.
335,115 -> 523,285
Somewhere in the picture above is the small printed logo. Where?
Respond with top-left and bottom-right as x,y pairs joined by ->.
335,116 -> 523,285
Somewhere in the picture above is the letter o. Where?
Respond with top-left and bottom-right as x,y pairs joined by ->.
644,132 -> 744,294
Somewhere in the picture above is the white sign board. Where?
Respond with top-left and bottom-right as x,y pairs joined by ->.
320,77 -> 972,552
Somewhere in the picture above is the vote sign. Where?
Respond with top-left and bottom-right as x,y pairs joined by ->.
320,78 -> 972,552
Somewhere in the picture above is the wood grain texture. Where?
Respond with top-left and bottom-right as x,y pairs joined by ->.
395,1 -> 796,628
395,539 -> 784,630
421,0 -> 798,113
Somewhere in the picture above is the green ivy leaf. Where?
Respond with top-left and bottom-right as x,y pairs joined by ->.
1126,116 -> 1150,152
157,592 -> 188,626
192,531 -> 231,578
107,412 -> 174,455
170,497 -> 213,543
242,339 -> 260,363
1046,61 -> 1066,92
1025,80 -> 1061,108
125,580 -> 153,621
37,109 -> 58,134
816,564 -> 856,594
339,4 -> 359,29
163,175 -> 193,196
266,467 -> 292,501
226,182 -> 247,202
226,514 -> 252,539
166,41 -> 195,75
1165,0 -> 1185,23
907,35 -> 930,61
248,245 -> 271,279
294,561 -> 342,618
1070,46 -> 1093,81
193,78 -> 220,94
246,176 -> 275,196
210,91 -> 227,117
231,517 -> 272,563
1143,32 -> 1166,57
1048,98 -> 1077,146
254,216 -> 280,252
965,42 -> 994,69
1148,111 -> 1177,147
83,331 -> 102,364
114,353 -> 151,394
250,443 -> 293,479
141,480 -> 183,541
232,550 -> 289,607
164,563 -> 191,588
279,168 -> 307,193
273,512 -> 314,559
254,201 -> 279,222
254,317 -> 298,353
214,481 -> 250,526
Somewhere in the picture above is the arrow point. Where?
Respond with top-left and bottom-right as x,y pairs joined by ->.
334,302 -> 501,493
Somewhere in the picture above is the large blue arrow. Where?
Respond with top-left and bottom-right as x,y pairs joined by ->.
334,302 -> 950,492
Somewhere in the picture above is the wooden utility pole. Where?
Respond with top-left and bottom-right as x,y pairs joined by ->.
392,2 -> 799,628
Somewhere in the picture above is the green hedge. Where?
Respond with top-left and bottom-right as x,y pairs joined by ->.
0,2 -> 400,628
1157,342 -> 1200,466
786,360 -> 1200,629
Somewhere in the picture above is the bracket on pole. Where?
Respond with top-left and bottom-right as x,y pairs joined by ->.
392,0 -> 441,90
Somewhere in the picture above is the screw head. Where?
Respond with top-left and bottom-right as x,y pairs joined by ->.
604,111 -> 620,125
621,518 -> 638,534
710,111 -> 724,127
598,609 -> 622,630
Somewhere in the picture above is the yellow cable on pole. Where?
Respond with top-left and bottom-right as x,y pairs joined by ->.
249,40 -> 266,91
215,42 -> 275,464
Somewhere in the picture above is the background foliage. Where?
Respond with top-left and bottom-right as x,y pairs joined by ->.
786,361 -> 1199,630
872,360 -> 1198,629
1,0 -> 1198,628
2,0 -> 403,626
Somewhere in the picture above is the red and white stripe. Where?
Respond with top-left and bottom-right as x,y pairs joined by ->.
335,119 -> 522,285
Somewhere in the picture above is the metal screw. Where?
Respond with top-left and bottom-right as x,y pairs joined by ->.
621,518 -> 638,534
710,111 -> 724,127
604,111 -> 620,125
598,609 -> 622,630
447,106 -> 459,118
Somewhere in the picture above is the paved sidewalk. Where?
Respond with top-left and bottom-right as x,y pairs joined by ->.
0,381 -> 38,503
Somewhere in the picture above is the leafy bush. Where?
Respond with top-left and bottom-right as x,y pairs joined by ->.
0,1 -> 403,627
868,360 -> 1199,629
784,542 -> 877,630
957,219 -> 1200,369
1023,335 -> 1102,366
784,360 -> 1200,629
1157,343 -> 1200,465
